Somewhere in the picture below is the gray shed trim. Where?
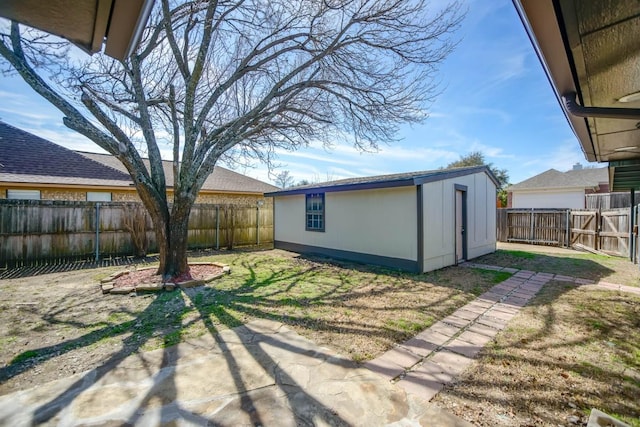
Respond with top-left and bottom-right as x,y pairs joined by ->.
274,241 -> 420,272
265,165 -> 499,197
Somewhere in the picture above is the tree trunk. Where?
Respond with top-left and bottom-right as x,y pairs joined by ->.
151,196 -> 193,280
164,213 -> 190,280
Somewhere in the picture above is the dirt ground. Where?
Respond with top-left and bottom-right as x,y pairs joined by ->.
1,247 -> 638,427
0,250 -> 506,396
433,281 -> 640,427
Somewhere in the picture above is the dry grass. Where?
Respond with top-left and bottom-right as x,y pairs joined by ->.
476,248 -> 640,287
0,249 -> 509,395
433,281 -> 640,426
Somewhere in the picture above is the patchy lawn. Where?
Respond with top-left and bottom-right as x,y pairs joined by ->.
476,248 -> 639,287
433,281 -> 640,427
0,249 -> 508,395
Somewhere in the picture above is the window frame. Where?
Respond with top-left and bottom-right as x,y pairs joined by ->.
305,192 -> 325,232
86,191 -> 112,202
6,189 -> 41,200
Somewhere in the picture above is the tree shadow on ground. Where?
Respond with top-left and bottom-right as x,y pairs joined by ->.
3,248 -> 621,424
430,281 -> 640,426
475,249 -> 623,283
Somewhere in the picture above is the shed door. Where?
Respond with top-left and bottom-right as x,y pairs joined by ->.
455,189 -> 466,263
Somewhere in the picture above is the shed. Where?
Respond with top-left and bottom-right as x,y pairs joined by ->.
266,166 -> 498,273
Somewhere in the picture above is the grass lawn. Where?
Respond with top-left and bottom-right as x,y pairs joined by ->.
0,249 -> 508,395
476,248 -> 640,287
2,244 -> 638,426
434,281 -> 640,426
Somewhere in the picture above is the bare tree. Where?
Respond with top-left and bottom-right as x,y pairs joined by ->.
274,170 -> 294,189
0,0 -> 463,279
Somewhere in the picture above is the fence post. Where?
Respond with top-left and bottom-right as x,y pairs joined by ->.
530,208 -> 535,242
216,205 -> 220,250
95,202 -> 101,262
256,200 -> 264,245
634,205 -> 638,264
565,209 -> 570,248
630,189 -> 635,261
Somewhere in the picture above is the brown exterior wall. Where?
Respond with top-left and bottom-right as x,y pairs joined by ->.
0,185 -> 271,206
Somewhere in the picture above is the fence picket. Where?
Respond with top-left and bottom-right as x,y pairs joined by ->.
0,200 -> 273,268
497,207 -> 632,258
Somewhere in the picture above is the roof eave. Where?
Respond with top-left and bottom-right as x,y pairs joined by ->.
266,166 -> 499,197
512,0 -> 596,162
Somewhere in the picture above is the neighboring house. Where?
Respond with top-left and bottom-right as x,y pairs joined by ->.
266,166 -> 498,273
507,165 -> 608,209
0,121 -> 277,204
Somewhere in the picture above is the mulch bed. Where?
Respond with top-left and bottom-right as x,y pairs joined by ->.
101,263 -> 229,294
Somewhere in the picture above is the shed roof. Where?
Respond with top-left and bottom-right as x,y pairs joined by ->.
508,167 -> 607,191
266,165 -> 498,196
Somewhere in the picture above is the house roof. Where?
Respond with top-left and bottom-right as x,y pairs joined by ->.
508,167 -> 608,191
79,152 -> 278,194
0,121 -> 278,195
0,121 -> 131,183
266,165 -> 498,196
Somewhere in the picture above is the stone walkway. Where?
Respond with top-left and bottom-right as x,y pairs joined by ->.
0,319 -> 472,427
364,262 -> 640,402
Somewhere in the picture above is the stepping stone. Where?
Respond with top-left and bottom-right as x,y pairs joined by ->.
444,339 -> 483,358
484,309 -> 517,322
415,329 -> 453,347
478,292 -> 503,303
429,322 -> 460,338
476,316 -> 508,330
467,322 -> 500,338
491,298 -> 520,314
363,358 -> 405,381
378,346 -> 422,370
441,315 -> 469,329
399,337 -> 438,358
464,300 -> 493,310
451,309 -> 480,321
457,330 -> 494,346
431,350 -> 473,376
499,299 -> 527,309
399,361 -> 454,401
460,304 -> 487,315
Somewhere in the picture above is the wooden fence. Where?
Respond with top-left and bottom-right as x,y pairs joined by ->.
497,208 -> 635,258
585,192 -> 632,209
0,200 -> 273,268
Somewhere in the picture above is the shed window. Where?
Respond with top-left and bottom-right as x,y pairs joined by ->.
305,193 -> 325,231
87,192 -> 112,202
7,189 -> 41,200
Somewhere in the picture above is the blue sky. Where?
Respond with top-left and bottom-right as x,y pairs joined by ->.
0,0 -> 588,186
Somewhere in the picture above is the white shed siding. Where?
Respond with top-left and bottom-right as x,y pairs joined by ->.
421,172 -> 496,272
274,186 -> 418,262
512,190 -> 585,209
468,172 -> 497,259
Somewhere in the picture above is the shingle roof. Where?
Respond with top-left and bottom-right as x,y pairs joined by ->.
508,167 -> 608,191
79,152 -> 278,194
266,165 -> 498,196
0,121 -> 131,182
0,121 -> 278,194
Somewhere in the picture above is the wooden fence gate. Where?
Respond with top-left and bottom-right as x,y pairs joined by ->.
497,208 -> 633,258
